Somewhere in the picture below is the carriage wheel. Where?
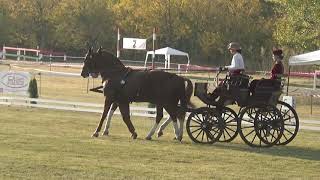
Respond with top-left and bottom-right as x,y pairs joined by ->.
216,106 -> 239,142
186,107 -> 222,144
276,101 -> 299,145
239,105 -> 283,147
254,105 -> 284,146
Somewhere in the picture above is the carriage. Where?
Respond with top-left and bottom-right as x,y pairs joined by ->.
83,48 -> 299,147
185,70 -> 299,147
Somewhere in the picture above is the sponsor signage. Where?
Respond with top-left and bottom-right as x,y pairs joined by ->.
0,71 -> 30,94
123,38 -> 147,50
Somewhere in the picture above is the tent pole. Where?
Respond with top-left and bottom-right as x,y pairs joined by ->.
152,27 -> 156,70
286,66 -> 291,96
117,27 -> 120,58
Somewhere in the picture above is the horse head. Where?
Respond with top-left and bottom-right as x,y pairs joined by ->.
81,47 -> 99,78
81,47 -> 126,79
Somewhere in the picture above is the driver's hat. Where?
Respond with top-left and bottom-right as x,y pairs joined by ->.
273,48 -> 284,59
227,42 -> 241,50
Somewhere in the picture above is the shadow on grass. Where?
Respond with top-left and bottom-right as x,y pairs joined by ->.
203,142 -> 320,161
92,132 -> 320,161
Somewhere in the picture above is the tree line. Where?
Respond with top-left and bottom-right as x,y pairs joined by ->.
0,0 -> 319,71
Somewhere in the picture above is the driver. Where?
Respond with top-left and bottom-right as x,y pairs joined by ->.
223,42 -> 245,75
209,42 -> 246,103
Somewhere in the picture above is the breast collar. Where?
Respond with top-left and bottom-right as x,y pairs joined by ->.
120,67 -> 132,85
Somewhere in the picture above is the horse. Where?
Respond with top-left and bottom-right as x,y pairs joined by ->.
81,47 -> 194,141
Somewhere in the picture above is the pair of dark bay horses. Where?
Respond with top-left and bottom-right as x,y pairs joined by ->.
81,47 -> 194,141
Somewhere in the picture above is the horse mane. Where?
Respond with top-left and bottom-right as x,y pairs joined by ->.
100,50 -> 126,69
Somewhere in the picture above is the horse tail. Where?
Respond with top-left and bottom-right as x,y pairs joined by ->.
183,78 -> 195,109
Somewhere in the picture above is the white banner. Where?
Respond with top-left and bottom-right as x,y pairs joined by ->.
0,71 -> 30,94
123,38 -> 146,50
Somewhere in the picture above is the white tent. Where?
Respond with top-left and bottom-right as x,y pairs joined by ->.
144,47 -> 190,69
289,50 -> 320,66
288,49 -> 320,90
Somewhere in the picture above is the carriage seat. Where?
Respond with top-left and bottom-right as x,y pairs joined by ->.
253,79 -> 282,93
225,74 -> 250,89
250,79 -> 282,105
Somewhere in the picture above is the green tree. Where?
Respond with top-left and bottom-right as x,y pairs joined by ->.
273,0 -> 320,51
52,0 -> 116,54
5,0 -> 60,49
28,78 -> 39,104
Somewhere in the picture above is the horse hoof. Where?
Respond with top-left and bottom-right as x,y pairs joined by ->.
157,131 -> 163,138
131,132 -> 138,139
177,136 -> 183,142
145,136 -> 152,140
92,132 -> 99,138
102,131 -> 109,136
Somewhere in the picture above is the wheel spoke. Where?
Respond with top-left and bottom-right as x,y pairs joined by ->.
222,131 -> 226,140
284,128 -> 294,135
211,127 -> 220,134
224,128 -> 232,138
191,127 -> 202,134
201,131 -> 205,141
282,132 -> 289,141
208,130 -> 217,139
269,130 -> 278,141
244,129 -> 255,138
189,125 -> 201,128
225,126 -> 236,133
251,133 -> 257,144
241,125 -> 254,129
191,116 -> 202,124
283,123 -> 296,126
195,129 -> 203,139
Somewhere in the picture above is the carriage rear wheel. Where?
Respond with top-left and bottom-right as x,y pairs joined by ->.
186,107 -> 222,144
238,105 -> 284,147
254,105 -> 284,146
216,106 -> 239,142
276,101 -> 299,145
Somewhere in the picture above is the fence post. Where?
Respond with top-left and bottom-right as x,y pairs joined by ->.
310,95 -> 313,115
23,49 -> 26,61
36,46 -> 39,61
17,49 -> 20,61
2,45 -> 5,59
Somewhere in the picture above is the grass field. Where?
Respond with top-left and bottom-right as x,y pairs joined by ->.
1,106 -> 320,179
1,62 -> 320,179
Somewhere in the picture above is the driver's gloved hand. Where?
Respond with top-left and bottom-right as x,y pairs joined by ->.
219,66 -> 228,72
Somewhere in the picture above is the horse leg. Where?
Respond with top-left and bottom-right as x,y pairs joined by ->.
92,98 -> 113,137
118,102 -> 137,139
102,103 -> 118,136
146,106 -> 163,140
157,117 -> 172,137
177,108 -> 186,140
164,106 -> 181,141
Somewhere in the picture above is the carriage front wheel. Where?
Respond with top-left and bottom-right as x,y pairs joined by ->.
216,106 -> 239,142
186,107 -> 222,144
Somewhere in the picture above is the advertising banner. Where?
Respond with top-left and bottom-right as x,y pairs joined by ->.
0,71 -> 31,95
